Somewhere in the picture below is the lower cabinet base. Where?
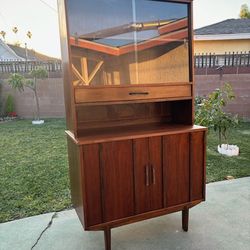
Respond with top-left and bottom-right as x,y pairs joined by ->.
78,201 -> 203,250
104,227 -> 111,250
182,208 -> 189,232
102,208 -> 189,250
66,128 -> 206,250
84,200 -> 201,231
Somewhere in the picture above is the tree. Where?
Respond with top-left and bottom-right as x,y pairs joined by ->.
0,30 -> 6,40
239,4 -> 250,19
8,68 -> 48,121
5,94 -> 15,116
195,83 -> 238,146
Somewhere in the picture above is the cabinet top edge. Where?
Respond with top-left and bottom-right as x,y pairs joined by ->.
74,82 -> 193,90
66,124 -> 207,145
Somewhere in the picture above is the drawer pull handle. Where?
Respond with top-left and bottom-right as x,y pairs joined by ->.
129,92 -> 149,95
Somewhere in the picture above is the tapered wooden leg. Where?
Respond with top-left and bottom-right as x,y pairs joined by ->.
182,208 -> 189,232
104,227 -> 111,250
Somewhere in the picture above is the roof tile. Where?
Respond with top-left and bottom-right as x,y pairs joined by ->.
195,19 -> 250,35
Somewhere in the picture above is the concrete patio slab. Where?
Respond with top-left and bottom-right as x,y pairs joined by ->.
1,177 -> 250,250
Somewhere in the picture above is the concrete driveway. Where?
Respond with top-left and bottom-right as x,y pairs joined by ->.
0,177 -> 250,250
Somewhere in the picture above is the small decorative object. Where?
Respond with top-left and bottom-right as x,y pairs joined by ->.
32,120 -> 44,125
225,175 -> 235,180
218,144 -> 239,156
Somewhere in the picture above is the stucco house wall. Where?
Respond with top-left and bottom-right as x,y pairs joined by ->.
195,38 -> 250,54
194,19 -> 250,55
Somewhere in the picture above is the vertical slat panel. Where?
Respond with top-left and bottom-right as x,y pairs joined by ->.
190,131 -> 206,201
82,144 -> 102,226
67,137 -> 84,226
149,136 -> 163,210
133,138 -> 150,213
163,133 -> 189,207
133,136 -> 163,214
101,140 -> 134,222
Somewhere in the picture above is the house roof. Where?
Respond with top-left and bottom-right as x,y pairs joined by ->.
7,44 -> 59,61
195,19 -> 250,35
0,39 -> 24,60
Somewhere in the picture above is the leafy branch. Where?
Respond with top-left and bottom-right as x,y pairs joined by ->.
8,68 -> 48,121
195,83 -> 238,146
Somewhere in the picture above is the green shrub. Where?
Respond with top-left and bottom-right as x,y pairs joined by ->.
5,94 -> 15,116
0,97 -> 2,118
8,68 -> 48,120
195,83 -> 238,146
0,81 -> 2,117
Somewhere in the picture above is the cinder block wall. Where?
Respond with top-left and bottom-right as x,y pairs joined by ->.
0,77 -> 65,118
1,73 -> 249,120
195,74 -> 250,120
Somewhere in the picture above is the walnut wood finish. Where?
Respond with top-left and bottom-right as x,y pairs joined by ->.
59,1 -> 206,249
182,208 -> 189,232
76,101 -> 172,131
67,124 -> 206,145
57,0 -> 77,133
148,137 -> 164,210
104,228 -> 111,250
172,99 -> 193,125
190,131 -> 206,201
66,138 -> 84,225
75,84 -> 191,104
133,137 -> 163,214
82,144 -> 102,227
163,133 -> 190,207
74,100 -> 193,136
101,140 -> 134,222
66,126 -> 206,228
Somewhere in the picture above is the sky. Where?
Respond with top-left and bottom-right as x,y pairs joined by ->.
0,0 -> 248,58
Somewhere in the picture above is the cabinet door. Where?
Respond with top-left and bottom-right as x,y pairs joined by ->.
134,137 -> 163,214
101,140 -> 134,222
82,144 -> 102,227
163,133 -> 189,207
190,131 -> 206,201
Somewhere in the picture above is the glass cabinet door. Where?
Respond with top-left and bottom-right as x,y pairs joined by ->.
67,0 -> 189,87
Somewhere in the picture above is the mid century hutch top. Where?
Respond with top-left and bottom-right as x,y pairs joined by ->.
58,0 -> 206,249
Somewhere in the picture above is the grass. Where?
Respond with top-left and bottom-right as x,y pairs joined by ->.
0,119 -> 250,223
206,122 -> 250,182
0,119 -> 71,223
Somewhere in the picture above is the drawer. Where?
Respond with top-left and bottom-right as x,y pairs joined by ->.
75,84 -> 192,104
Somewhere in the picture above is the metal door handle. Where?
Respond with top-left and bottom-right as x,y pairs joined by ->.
152,165 -> 156,185
145,165 -> 150,186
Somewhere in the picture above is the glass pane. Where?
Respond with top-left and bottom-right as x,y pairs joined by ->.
67,0 -> 135,86
67,0 -> 189,87
134,0 -> 189,84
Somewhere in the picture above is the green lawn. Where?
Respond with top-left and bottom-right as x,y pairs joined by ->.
0,119 -> 71,223
0,119 -> 250,223
206,122 -> 250,182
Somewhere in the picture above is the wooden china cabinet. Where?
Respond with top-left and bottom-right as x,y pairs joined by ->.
58,0 -> 206,249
